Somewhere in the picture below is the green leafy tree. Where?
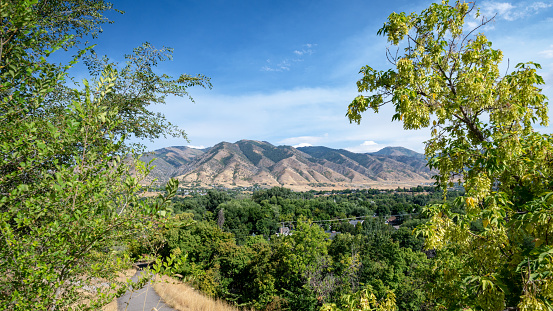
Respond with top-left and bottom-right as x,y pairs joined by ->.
321,286 -> 397,311
216,199 -> 279,241
272,220 -> 333,309
162,219 -> 255,298
1,64 -> 179,309
82,43 -> 212,145
359,239 -> 429,310
348,0 -> 552,309
234,238 -> 280,309
1,1 -> 208,309
1,0 -> 118,65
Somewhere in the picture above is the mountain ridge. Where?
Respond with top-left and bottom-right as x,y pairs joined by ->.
140,140 -> 434,190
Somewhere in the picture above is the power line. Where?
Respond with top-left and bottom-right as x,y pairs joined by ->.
278,213 -> 420,226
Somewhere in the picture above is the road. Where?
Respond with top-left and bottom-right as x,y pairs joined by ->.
117,269 -> 176,311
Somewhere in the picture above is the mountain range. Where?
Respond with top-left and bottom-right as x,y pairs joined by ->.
139,140 -> 434,191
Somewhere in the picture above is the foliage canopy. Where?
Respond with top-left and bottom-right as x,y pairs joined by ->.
0,1 -> 208,309
348,1 -> 552,309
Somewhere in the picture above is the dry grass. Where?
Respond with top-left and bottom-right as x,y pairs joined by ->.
101,299 -> 118,311
153,275 -> 244,311
100,268 -> 137,311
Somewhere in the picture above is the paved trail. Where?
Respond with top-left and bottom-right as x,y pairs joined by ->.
117,269 -> 176,311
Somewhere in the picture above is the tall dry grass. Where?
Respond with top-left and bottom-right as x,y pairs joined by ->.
153,275 -> 246,311
100,268 -> 137,311
101,299 -> 118,311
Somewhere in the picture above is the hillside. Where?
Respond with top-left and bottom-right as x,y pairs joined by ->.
138,146 -> 206,183
139,141 -> 433,190
370,146 -> 425,159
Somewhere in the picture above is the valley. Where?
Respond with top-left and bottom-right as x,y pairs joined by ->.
141,140 -> 435,191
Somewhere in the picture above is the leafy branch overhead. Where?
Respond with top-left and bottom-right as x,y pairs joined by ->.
348,0 -> 548,195
0,1 -> 210,309
348,0 -> 552,309
81,42 -> 213,144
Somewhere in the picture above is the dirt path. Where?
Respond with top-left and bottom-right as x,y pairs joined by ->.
117,269 -> 176,311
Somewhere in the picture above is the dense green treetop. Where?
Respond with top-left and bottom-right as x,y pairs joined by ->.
348,0 -> 552,309
0,1 -> 208,309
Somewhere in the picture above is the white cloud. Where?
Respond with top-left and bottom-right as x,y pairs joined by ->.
261,59 -> 291,72
480,1 -> 552,21
187,145 -> 206,149
141,82 -> 431,153
261,43 -> 316,72
466,20 -> 479,29
293,43 -> 316,57
481,2 -> 514,18
293,143 -> 313,148
539,45 -> 553,58
280,134 -> 329,147
464,18 -> 496,32
345,140 -> 381,153
529,1 -> 552,10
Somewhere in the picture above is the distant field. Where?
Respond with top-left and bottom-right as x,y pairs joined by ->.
140,179 -> 434,196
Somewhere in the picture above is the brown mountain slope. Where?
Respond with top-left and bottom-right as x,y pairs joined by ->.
139,146 -> 206,184
141,140 -> 434,190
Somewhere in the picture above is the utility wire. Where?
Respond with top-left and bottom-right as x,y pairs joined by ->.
278,212 -> 419,226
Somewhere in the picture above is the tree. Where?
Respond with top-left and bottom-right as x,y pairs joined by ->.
81,43 -> 211,146
161,219 -> 253,298
272,220 -> 334,309
359,238 -> 429,311
1,0 -> 118,65
321,286 -> 397,311
1,1 -> 208,309
1,64 -> 181,310
348,1 -> 552,309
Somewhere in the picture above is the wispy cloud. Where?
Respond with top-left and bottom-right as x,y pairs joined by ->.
293,43 -> 316,56
479,1 -> 552,21
539,45 -> 553,58
261,43 -> 316,72
261,59 -> 291,72
345,140 -> 381,153
144,82 -> 431,153
465,19 -> 496,31
279,134 -> 328,147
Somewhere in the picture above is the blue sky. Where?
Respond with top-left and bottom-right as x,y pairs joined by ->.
78,0 -> 553,153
